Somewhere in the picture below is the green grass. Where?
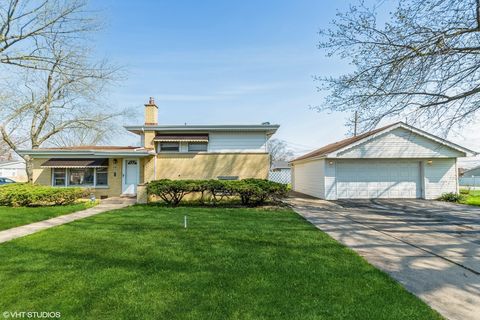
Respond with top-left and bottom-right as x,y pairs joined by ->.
0,202 -> 95,231
460,190 -> 480,206
0,205 -> 441,320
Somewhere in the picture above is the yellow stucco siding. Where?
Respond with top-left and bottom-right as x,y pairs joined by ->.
144,131 -> 156,149
32,158 -> 52,185
154,153 -> 269,180
31,158 -> 124,198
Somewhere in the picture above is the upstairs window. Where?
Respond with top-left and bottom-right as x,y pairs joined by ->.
188,142 -> 208,152
159,142 -> 180,152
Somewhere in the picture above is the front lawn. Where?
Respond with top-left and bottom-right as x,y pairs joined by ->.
0,202 -> 94,231
460,189 -> 480,206
0,206 -> 441,319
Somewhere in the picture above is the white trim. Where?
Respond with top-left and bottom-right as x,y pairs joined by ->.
122,158 -> 140,195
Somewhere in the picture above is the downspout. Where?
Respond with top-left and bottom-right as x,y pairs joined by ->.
153,149 -> 157,181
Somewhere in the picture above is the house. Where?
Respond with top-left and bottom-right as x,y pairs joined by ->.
459,165 -> 480,188
0,160 -> 27,182
18,98 -> 279,198
268,160 -> 291,184
290,122 -> 476,200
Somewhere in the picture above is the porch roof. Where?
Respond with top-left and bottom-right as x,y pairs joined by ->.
41,158 -> 109,168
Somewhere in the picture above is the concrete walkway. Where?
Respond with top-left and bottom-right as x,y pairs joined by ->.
0,197 -> 135,244
288,195 -> 480,320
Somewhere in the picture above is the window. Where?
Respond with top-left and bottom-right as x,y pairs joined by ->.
188,142 -> 208,152
69,168 -> 94,186
217,176 -> 239,181
159,142 -> 179,152
53,168 -> 66,186
52,167 -> 108,187
96,167 -> 108,186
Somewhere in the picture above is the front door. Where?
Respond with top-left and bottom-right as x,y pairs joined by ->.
123,159 -> 139,195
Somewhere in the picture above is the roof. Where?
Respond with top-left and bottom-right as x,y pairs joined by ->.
41,158 -> 109,168
271,160 -> 291,170
35,146 -> 140,151
154,134 -> 209,142
292,122 -> 477,162
463,165 -> 480,176
292,123 -> 398,162
0,160 -> 25,166
124,124 -> 280,135
17,146 -> 153,157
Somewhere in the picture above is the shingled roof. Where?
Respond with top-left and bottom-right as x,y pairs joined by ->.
292,122 -> 400,162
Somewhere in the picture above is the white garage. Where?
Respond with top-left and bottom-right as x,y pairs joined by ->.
291,122 -> 476,200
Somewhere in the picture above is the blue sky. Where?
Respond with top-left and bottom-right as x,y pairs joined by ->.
91,0 -> 480,161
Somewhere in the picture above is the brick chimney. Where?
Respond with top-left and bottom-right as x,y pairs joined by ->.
144,97 -> 158,125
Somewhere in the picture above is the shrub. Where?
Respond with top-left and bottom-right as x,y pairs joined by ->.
459,189 -> 470,195
147,179 -> 199,206
146,179 -> 288,206
438,192 -> 464,203
0,183 -> 88,207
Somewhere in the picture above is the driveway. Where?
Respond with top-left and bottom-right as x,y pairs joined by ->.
289,196 -> 480,320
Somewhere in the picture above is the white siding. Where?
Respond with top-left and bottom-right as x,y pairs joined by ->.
338,128 -> 463,158
424,158 -> 457,199
324,160 -> 337,200
292,160 -> 326,198
208,131 -> 267,152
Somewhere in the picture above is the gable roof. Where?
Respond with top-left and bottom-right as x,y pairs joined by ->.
292,122 -> 477,163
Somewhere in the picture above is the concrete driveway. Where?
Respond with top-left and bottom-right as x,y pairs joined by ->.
289,196 -> 480,320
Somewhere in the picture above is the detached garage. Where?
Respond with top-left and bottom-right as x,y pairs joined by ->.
291,122 -> 476,200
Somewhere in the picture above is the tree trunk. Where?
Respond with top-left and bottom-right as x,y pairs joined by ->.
24,155 -> 34,183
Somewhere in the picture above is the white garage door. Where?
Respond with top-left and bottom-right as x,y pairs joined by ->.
336,160 -> 422,199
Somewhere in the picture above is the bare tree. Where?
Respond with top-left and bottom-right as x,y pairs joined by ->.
315,0 -> 480,133
267,139 -> 295,164
0,0 -> 122,182
0,140 -> 13,161
0,0 -> 95,70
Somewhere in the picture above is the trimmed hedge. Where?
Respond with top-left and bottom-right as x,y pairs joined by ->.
0,183 -> 88,207
147,179 -> 288,206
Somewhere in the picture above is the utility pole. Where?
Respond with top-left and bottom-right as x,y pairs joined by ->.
353,111 -> 358,137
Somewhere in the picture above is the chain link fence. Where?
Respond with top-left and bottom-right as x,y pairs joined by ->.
459,176 -> 480,189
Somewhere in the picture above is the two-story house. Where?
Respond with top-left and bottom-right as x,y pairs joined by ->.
19,98 -> 279,199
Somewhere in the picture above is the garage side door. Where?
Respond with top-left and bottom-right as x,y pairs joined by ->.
336,160 -> 421,199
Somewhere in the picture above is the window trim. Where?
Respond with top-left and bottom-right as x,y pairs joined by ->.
52,167 -> 109,188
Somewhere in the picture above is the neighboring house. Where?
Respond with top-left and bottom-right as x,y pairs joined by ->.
268,160 -> 291,184
459,166 -> 480,188
18,98 -> 279,198
290,122 -> 476,200
0,160 -> 27,182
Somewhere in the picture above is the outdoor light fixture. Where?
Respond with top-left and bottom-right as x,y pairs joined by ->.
427,160 -> 433,165
329,161 -> 334,165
